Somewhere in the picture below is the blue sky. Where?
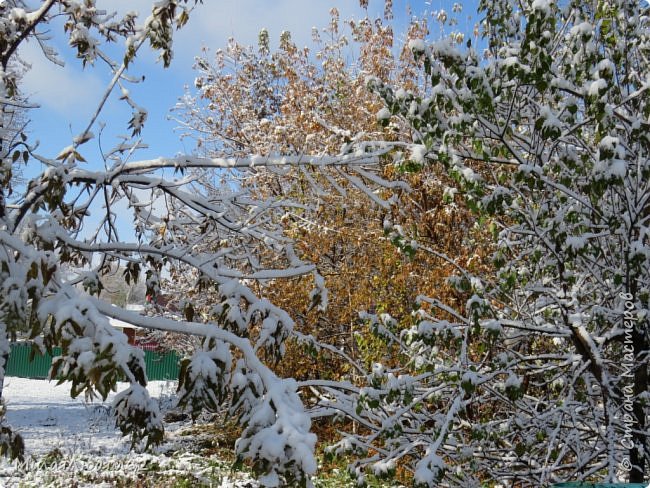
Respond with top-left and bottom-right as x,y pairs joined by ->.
19,0 -> 480,171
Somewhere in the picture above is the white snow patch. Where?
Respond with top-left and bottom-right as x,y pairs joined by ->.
2,377 -> 175,456
0,378 -> 257,487
408,38 -> 426,53
531,0 -> 553,15
587,78 -> 607,97
410,144 -> 427,164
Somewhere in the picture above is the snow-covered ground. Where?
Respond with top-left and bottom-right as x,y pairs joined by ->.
0,377 -> 257,487
3,377 -> 176,456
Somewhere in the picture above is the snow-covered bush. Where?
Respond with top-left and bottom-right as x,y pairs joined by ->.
321,0 -> 650,485
0,1 -> 344,484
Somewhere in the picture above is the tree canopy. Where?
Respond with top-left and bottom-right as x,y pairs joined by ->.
353,0 -> 650,484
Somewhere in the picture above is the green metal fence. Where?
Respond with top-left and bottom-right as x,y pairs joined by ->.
142,347 -> 181,380
5,342 -> 180,381
5,343 -> 55,379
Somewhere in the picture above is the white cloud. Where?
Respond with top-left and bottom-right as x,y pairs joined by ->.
19,1 -> 368,115
18,40 -> 105,119
16,1 -> 377,160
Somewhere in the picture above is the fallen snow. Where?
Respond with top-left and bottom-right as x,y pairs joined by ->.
0,378 -> 258,487
2,377 -> 175,456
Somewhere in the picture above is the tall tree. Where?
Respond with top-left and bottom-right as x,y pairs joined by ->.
174,5 -> 487,407
0,2 -> 374,484
319,0 -> 650,485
